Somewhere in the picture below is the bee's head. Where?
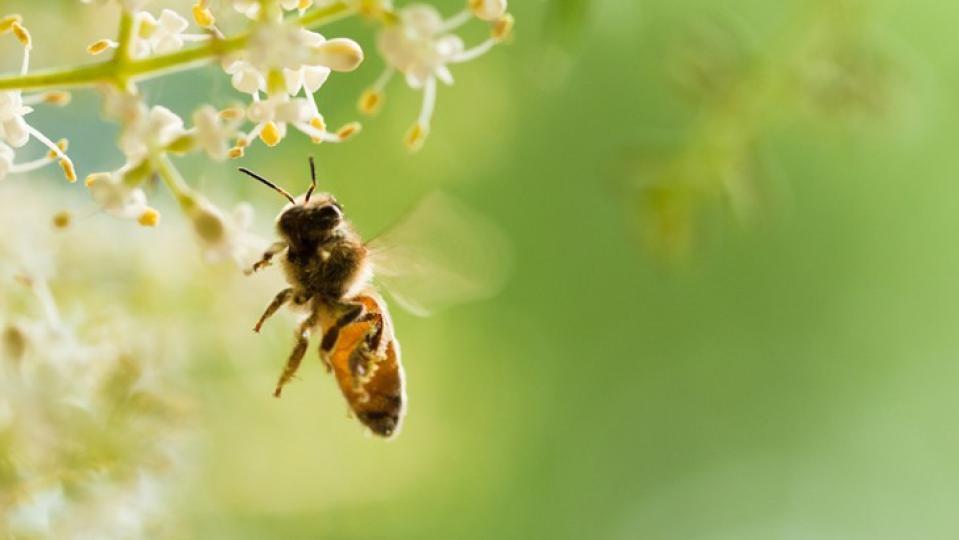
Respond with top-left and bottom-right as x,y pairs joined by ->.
276,194 -> 343,245
239,157 -> 344,247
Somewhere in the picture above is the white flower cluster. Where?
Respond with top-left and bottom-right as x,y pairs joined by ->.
0,16 -> 75,183
221,21 -> 364,153
362,0 -> 514,150
0,0 -> 512,266
0,208 -> 190,539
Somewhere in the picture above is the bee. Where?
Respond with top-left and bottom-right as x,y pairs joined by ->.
241,158 -> 509,439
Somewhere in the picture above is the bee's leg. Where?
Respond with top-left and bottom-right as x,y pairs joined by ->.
253,287 -> 293,333
274,303 -> 321,397
319,302 -> 366,353
245,241 -> 287,275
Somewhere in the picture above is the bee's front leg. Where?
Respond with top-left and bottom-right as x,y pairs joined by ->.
246,241 -> 287,275
274,301 -> 321,397
254,287 -> 293,333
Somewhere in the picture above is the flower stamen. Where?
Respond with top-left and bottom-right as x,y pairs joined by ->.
87,39 -> 119,56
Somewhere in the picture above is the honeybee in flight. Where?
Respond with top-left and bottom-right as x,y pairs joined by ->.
241,158 -> 508,439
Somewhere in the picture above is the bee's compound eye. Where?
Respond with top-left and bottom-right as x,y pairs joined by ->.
318,204 -> 342,221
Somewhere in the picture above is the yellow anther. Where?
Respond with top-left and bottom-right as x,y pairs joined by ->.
11,21 -> 30,48
46,139 -> 68,159
298,0 -> 314,10
52,210 -> 71,229
59,159 -> 77,183
358,89 -> 383,115
0,15 -> 22,34
492,13 -> 514,41
41,91 -> 71,106
235,136 -> 250,148
86,39 -> 116,55
192,3 -> 216,28
219,107 -> 244,121
260,122 -> 282,146
138,208 -> 161,227
404,121 -> 429,151
228,146 -> 244,159
85,172 -> 109,188
309,117 -> 327,144
336,122 -> 361,141
469,0 -> 507,21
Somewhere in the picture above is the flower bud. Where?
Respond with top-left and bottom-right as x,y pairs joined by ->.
469,0 -> 507,21
311,38 -> 364,72
492,13 -> 514,41
190,203 -> 226,245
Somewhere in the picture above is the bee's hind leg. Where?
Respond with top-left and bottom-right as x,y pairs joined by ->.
254,287 -> 293,333
274,302 -> 321,397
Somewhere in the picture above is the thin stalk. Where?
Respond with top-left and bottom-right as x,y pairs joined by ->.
0,2 -> 353,92
151,153 -> 195,210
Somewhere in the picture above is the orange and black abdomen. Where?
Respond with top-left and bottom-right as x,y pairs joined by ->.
323,294 -> 406,438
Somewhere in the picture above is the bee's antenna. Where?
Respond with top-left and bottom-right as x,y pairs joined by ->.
238,167 -> 297,205
305,156 -> 317,203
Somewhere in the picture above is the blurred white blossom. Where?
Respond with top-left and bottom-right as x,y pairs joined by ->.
0,191 -> 192,540
369,1 -> 512,150
0,17 -> 75,181
185,197 -> 266,267
133,9 -> 202,58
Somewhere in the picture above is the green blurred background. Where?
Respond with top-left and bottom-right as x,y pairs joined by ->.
7,0 -> 959,538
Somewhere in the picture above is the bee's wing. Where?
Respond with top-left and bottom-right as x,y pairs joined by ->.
367,192 -> 512,317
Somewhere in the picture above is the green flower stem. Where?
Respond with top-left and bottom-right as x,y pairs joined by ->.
0,2 -> 353,92
114,11 -> 136,64
151,153 -> 196,210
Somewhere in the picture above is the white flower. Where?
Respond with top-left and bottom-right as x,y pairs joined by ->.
0,90 -> 32,148
370,3 -> 509,150
233,0 -> 313,20
133,9 -> 204,58
187,199 -> 266,267
192,105 -> 240,160
248,25 -> 354,74
232,0 -> 263,19
246,93 -> 313,146
283,64 -> 330,96
119,105 -> 186,163
219,25 -> 362,151
378,5 -> 465,88
222,28 -> 353,96
85,172 -> 153,222
0,32 -> 75,180
223,58 -> 266,94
